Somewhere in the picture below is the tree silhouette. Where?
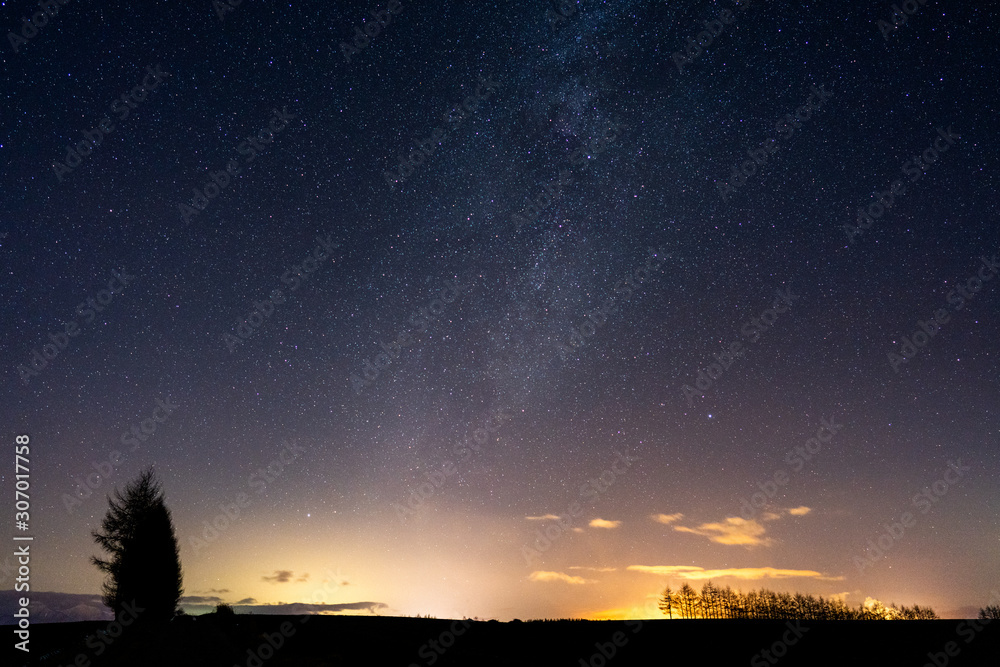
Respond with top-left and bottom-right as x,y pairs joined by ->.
678,583 -> 699,619
91,466 -> 183,626
658,586 -> 674,619
654,582 -> 937,620
979,604 -> 1000,620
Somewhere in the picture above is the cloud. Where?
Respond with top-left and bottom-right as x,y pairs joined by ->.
0,591 -> 110,623
569,566 -> 617,572
297,573 -> 310,582
179,595 -> 225,604
625,565 -> 704,577
626,565 -> 844,581
202,588 -> 230,594
589,518 -> 621,529
232,601 -> 388,616
651,513 -> 684,525
236,597 -> 258,605
528,571 -> 595,585
673,517 -> 772,546
761,512 -> 782,521
263,570 -> 296,583
526,514 -> 562,521
788,506 -> 811,516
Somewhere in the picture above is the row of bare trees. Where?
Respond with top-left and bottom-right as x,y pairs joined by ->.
658,582 -> 938,620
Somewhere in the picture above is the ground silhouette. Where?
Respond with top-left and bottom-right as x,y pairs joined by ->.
14,611 -> 999,666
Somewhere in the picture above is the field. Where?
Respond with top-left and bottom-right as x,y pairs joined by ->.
16,615 -> 999,667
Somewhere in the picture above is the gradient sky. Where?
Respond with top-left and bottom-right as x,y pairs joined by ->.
1,0 -> 998,623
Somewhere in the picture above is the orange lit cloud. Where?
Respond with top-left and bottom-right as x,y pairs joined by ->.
528,571 -> 595,585
525,514 -> 562,521
569,566 -> 617,572
262,570 -> 310,583
673,517 -> 772,546
626,565 -> 844,581
651,513 -> 684,524
788,506 -> 811,516
589,518 -> 622,529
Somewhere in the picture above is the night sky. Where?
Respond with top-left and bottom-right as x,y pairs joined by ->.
1,0 -> 998,623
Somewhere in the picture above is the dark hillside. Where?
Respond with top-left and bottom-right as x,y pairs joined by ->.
15,615 -> 999,667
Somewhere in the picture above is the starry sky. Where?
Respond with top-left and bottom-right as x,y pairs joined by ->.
1,0 -> 998,622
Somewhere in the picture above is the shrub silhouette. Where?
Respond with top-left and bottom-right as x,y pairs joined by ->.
979,604 -> 1000,620
91,466 -> 183,627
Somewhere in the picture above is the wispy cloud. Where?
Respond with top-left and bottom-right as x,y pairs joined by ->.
673,517 -> 772,546
787,506 -> 811,516
651,513 -> 684,525
179,595 -> 225,604
263,570 -> 298,583
569,566 -> 617,572
526,514 -> 562,521
528,571 -> 595,585
626,565 -> 844,581
589,518 -> 622,529
234,601 -> 388,615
